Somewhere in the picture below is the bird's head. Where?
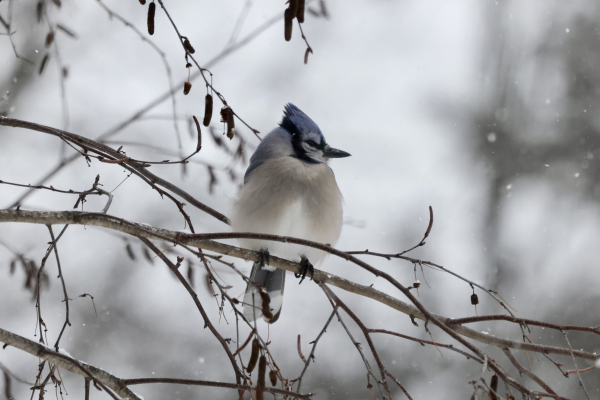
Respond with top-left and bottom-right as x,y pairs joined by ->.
280,103 -> 351,163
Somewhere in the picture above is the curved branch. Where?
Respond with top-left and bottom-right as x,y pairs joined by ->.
0,117 -> 230,224
0,326 -> 312,399
368,329 -> 483,362
5,12 -> 282,209
448,315 -> 600,335
124,378 -> 313,399
0,326 -> 140,399
1,209 -> 598,365
138,237 -> 244,393
502,348 -> 557,395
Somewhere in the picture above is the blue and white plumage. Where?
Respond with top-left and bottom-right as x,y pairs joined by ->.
231,103 -> 350,323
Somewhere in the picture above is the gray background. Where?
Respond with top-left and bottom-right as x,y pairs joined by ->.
1,0 -> 599,399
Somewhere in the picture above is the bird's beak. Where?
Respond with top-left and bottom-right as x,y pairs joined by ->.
323,144 -> 351,158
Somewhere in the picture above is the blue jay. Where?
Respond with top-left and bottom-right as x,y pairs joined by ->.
231,103 -> 350,323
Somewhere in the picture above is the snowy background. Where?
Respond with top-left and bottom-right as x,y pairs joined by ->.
1,0 -> 599,399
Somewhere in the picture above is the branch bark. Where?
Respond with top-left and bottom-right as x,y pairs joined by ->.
502,348 -> 557,395
0,326 -> 312,399
0,117 -> 230,224
1,209 -> 598,364
0,326 -> 140,399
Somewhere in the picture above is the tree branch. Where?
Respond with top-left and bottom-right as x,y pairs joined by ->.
0,326 -> 139,399
0,326 -> 312,399
124,377 -> 314,399
0,117 -> 230,225
138,237 -> 244,394
1,210 -> 599,364
502,348 -> 557,396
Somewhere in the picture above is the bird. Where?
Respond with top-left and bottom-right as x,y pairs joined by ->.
230,103 -> 351,323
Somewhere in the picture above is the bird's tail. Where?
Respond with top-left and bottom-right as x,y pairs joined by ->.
242,263 -> 286,323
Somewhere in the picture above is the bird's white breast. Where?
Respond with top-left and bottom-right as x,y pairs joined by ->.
231,156 -> 343,264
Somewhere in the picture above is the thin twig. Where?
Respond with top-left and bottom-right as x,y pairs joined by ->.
2,210 -> 599,364
47,225 -> 72,351
561,330 -> 592,400
5,9 -> 284,209
138,237 -> 244,396
295,309 -> 337,392
156,0 -> 261,138
94,0 -> 182,153
124,377 -> 314,399
449,315 -> 600,336
0,327 -> 135,399
502,348 -> 556,395
369,329 -> 482,363
321,284 -> 392,398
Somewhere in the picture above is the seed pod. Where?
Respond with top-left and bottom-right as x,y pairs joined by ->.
297,0 -> 305,23
36,2 -> 44,23
269,370 -> 277,386
220,106 -> 229,122
186,262 -> 194,288
183,38 -> 195,54
256,355 -> 266,400
247,339 -> 260,373
52,0 -> 61,7
183,81 -> 192,95
192,115 -> 202,152
231,298 -> 240,305
284,8 -> 293,41
220,107 -> 235,139
207,165 -> 217,194
259,290 -> 273,322
125,243 -> 136,260
471,293 -> 479,305
489,375 -> 498,400
288,0 -> 298,19
147,2 -> 155,35
186,62 -> 192,68
45,30 -> 55,48
304,47 -> 312,64
203,94 -> 213,126
142,247 -> 154,263
413,280 -> 420,289
56,24 -> 78,39
139,0 -> 146,4
39,54 -> 49,75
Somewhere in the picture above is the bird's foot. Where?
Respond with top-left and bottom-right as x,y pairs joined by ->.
257,248 -> 270,269
294,256 -> 314,284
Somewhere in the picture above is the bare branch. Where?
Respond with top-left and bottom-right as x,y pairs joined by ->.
0,326 -> 139,399
562,331 -> 592,400
124,377 -> 314,399
368,329 -> 482,363
0,117 -> 228,225
1,210 -> 599,363
448,315 -> 600,335
4,10 -> 283,209
295,309 -> 337,392
138,237 -> 244,394
502,348 -> 556,395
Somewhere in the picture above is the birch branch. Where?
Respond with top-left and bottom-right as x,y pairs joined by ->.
0,326 -> 312,399
1,209 -> 598,363
0,326 -> 140,400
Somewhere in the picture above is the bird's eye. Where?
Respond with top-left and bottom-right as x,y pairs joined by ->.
306,140 -> 317,147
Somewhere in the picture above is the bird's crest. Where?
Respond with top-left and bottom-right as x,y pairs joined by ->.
279,103 -> 322,138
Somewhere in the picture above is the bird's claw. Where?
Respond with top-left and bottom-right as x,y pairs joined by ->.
257,248 -> 270,269
294,256 -> 313,284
